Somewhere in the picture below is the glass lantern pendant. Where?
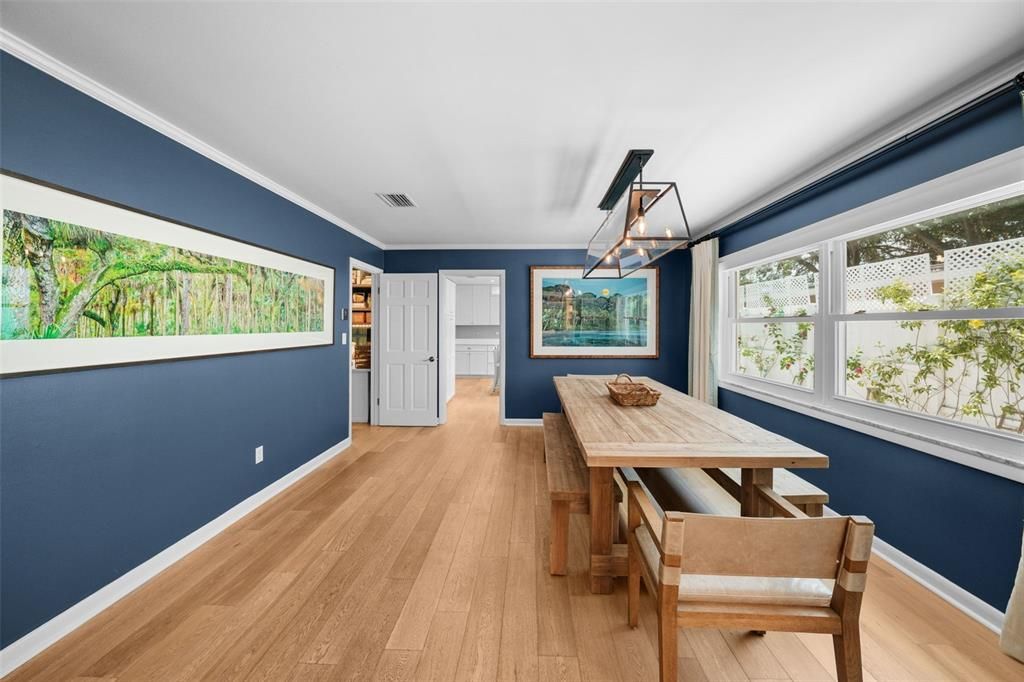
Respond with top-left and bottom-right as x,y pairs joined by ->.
584,166 -> 692,279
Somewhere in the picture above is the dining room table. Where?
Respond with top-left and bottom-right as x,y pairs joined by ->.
553,375 -> 830,594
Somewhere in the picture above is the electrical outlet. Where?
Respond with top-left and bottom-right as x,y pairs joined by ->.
255,445 -> 264,464
342,332 -> 347,345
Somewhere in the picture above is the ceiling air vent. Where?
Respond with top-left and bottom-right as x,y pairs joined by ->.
375,192 -> 416,208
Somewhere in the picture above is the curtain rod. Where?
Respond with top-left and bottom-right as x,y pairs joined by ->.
690,70 -> 1024,248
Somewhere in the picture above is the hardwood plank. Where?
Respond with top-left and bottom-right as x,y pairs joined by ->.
480,443 -> 517,558
686,629 -> 751,681
538,656 -> 583,682
326,578 -> 416,682
372,649 -> 422,681
720,630 -> 789,681
498,542 -> 539,681
387,501 -> 470,650
535,504 -> 578,657
200,550 -> 343,680
761,631 -> 834,681
454,556 -> 509,682
416,610 -> 470,681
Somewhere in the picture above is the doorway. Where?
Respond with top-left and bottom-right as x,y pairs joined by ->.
438,269 -> 506,425
348,257 -> 382,436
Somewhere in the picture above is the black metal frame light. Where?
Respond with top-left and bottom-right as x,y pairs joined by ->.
583,149 -> 692,279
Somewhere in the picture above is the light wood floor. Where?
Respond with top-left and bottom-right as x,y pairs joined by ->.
10,378 -> 1022,681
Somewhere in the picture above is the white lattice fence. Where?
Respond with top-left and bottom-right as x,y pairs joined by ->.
845,253 -> 932,312
944,236 -> 1024,298
740,273 -> 816,317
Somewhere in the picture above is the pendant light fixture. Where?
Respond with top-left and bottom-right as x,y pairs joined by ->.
584,149 -> 692,279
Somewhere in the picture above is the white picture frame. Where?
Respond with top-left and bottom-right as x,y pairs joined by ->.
1,173 -> 334,375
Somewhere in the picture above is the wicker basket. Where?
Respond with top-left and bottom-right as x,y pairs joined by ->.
606,374 -> 661,407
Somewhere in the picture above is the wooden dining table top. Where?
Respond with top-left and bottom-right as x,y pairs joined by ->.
553,375 -> 829,470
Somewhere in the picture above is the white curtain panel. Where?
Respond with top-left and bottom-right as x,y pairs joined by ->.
688,238 -> 719,405
1001,531 -> 1024,662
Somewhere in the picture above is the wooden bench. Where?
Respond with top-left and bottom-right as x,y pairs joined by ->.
635,466 -> 828,518
543,412 -> 625,576
544,412 -> 590,575
707,467 -> 828,517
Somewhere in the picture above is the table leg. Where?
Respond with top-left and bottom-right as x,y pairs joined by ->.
740,468 -> 774,517
589,466 -> 616,594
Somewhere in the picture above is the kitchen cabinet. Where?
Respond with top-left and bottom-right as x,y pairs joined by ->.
488,286 -> 500,325
455,284 -> 500,326
469,349 -> 488,375
455,349 -> 470,375
455,285 -> 474,325
455,341 -> 498,376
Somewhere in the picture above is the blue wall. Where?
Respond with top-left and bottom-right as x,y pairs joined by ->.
717,90 -> 1024,611
0,52 -> 382,647
383,249 -> 691,419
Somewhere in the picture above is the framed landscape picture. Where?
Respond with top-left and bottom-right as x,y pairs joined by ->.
1,172 -> 334,375
530,266 -> 658,358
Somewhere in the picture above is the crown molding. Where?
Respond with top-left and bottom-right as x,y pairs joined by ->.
387,242 -> 588,250
0,29 -> 387,250
692,51 -> 1024,238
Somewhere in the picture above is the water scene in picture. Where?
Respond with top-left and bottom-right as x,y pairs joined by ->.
541,276 -> 648,346
2,210 -> 325,340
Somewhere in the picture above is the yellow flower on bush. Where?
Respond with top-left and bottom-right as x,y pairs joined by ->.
968,319 -> 984,330
1012,269 -> 1024,283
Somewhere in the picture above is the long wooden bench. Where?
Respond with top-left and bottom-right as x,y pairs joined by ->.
636,466 -> 828,518
543,412 -> 625,576
709,467 -> 828,517
544,412 -> 590,575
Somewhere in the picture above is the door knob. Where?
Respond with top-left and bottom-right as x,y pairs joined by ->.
427,356 -> 436,362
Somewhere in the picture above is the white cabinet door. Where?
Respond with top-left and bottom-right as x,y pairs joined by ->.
471,285 -> 489,325
488,286 -> 500,325
469,349 -> 489,375
455,285 -> 473,325
455,350 -> 470,375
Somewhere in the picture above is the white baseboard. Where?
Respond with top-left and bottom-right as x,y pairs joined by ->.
823,507 -> 1005,634
870,533 -> 1006,634
501,418 -> 543,427
0,436 -> 352,678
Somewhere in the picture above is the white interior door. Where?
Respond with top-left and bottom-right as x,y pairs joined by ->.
378,274 -> 439,426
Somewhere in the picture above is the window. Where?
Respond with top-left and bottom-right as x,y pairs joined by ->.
719,152 -> 1024,474
735,250 -> 818,388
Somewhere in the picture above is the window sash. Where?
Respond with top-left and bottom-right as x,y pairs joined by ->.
720,213 -> 1024,457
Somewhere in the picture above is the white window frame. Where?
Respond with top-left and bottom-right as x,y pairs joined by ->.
718,147 -> 1024,483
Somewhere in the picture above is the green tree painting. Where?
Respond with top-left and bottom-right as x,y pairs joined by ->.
2,210 -> 324,341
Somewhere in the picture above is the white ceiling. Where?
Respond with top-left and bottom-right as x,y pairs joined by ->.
2,2 -> 1022,248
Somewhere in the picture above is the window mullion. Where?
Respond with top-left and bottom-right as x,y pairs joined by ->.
816,241 -> 831,405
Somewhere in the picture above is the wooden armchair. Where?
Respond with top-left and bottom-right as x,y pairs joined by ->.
626,480 -> 874,682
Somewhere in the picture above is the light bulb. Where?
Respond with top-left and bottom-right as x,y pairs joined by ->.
605,253 -> 613,263
636,215 -> 647,235
624,237 -> 632,247
638,248 -> 647,258
665,228 -> 673,238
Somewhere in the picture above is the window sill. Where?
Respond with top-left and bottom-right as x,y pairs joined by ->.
718,379 -> 1024,483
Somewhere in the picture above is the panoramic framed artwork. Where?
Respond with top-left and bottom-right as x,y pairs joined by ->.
530,265 -> 658,358
1,172 -> 334,375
